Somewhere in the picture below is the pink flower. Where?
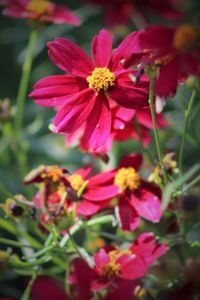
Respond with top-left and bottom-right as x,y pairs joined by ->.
30,29 -> 150,150
83,153 -> 162,231
1,0 -> 80,25
127,24 -> 200,96
70,232 -> 168,292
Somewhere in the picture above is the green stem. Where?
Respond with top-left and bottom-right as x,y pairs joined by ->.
68,231 -> 83,259
0,237 -> 34,248
178,89 -> 196,175
181,175 -> 200,193
15,29 -> 37,132
148,78 -> 168,184
21,269 -> 38,300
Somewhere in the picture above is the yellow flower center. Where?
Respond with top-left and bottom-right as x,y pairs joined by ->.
173,24 -> 199,53
26,0 -> 50,14
86,67 -> 116,94
102,248 -> 131,278
68,174 -> 84,191
114,167 -> 141,192
41,166 -> 63,183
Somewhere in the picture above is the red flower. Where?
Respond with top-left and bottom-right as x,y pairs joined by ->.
30,29 -> 150,150
82,153 -> 162,231
70,232 -> 168,292
128,24 -> 200,96
1,0 -> 80,25
86,0 -> 184,27
67,165 -> 117,217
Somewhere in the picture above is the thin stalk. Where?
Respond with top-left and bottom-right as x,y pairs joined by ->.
68,231 -> 83,259
181,175 -> 200,193
15,29 -> 37,132
148,78 -> 168,184
0,237 -> 34,248
178,89 -> 196,175
21,269 -> 38,300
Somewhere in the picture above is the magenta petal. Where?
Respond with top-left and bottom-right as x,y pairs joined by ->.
82,95 -> 111,150
76,200 -> 101,216
91,29 -> 112,67
104,281 -> 137,300
110,31 -> 141,71
83,185 -> 118,201
88,170 -> 116,186
73,258 -> 94,300
109,74 -> 149,109
130,232 -> 168,267
94,249 -> 110,273
119,153 -> 143,170
118,255 -> 146,280
131,189 -> 162,222
117,198 -> 140,231
30,75 -> 87,107
155,57 -> 179,96
47,38 -> 93,77
31,277 -> 67,300
54,90 -> 95,133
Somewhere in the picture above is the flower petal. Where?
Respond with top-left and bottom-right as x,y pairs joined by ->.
109,73 -> 149,109
76,200 -> 101,216
47,38 -> 93,76
83,185 -> 118,201
30,75 -> 87,107
117,197 -> 140,231
94,249 -> 110,273
54,89 -> 95,133
119,153 -> 143,170
82,95 -> 111,150
131,189 -> 162,222
91,29 -> 112,67
155,57 -> 179,96
88,170 -> 116,186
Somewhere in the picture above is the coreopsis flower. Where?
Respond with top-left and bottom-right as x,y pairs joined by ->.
83,153 -> 162,231
30,29 -> 150,150
1,0 -> 80,25
86,0 -> 184,27
128,24 -> 200,96
70,233 -> 168,293
66,165 -> 117,217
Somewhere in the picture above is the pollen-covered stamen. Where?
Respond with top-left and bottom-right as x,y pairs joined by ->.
41,166 -> 63,183
173,24 -> 199,53
27,0 -> 50,14
86,67 -> 116,94
102,249 -> 131,278
68,174 -> 84,191
114,167 -> 141,192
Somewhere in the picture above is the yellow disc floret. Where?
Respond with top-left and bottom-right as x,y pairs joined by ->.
68,174 -> 84,191
41,166 -> 63,183
114,167 -> 141,192
86,67 -> 116,94
173,24 -> 199,53
102,248 -> 131,278
27,0 -> 50,14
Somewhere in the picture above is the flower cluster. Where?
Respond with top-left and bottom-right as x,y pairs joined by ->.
1,0 -> 200,299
